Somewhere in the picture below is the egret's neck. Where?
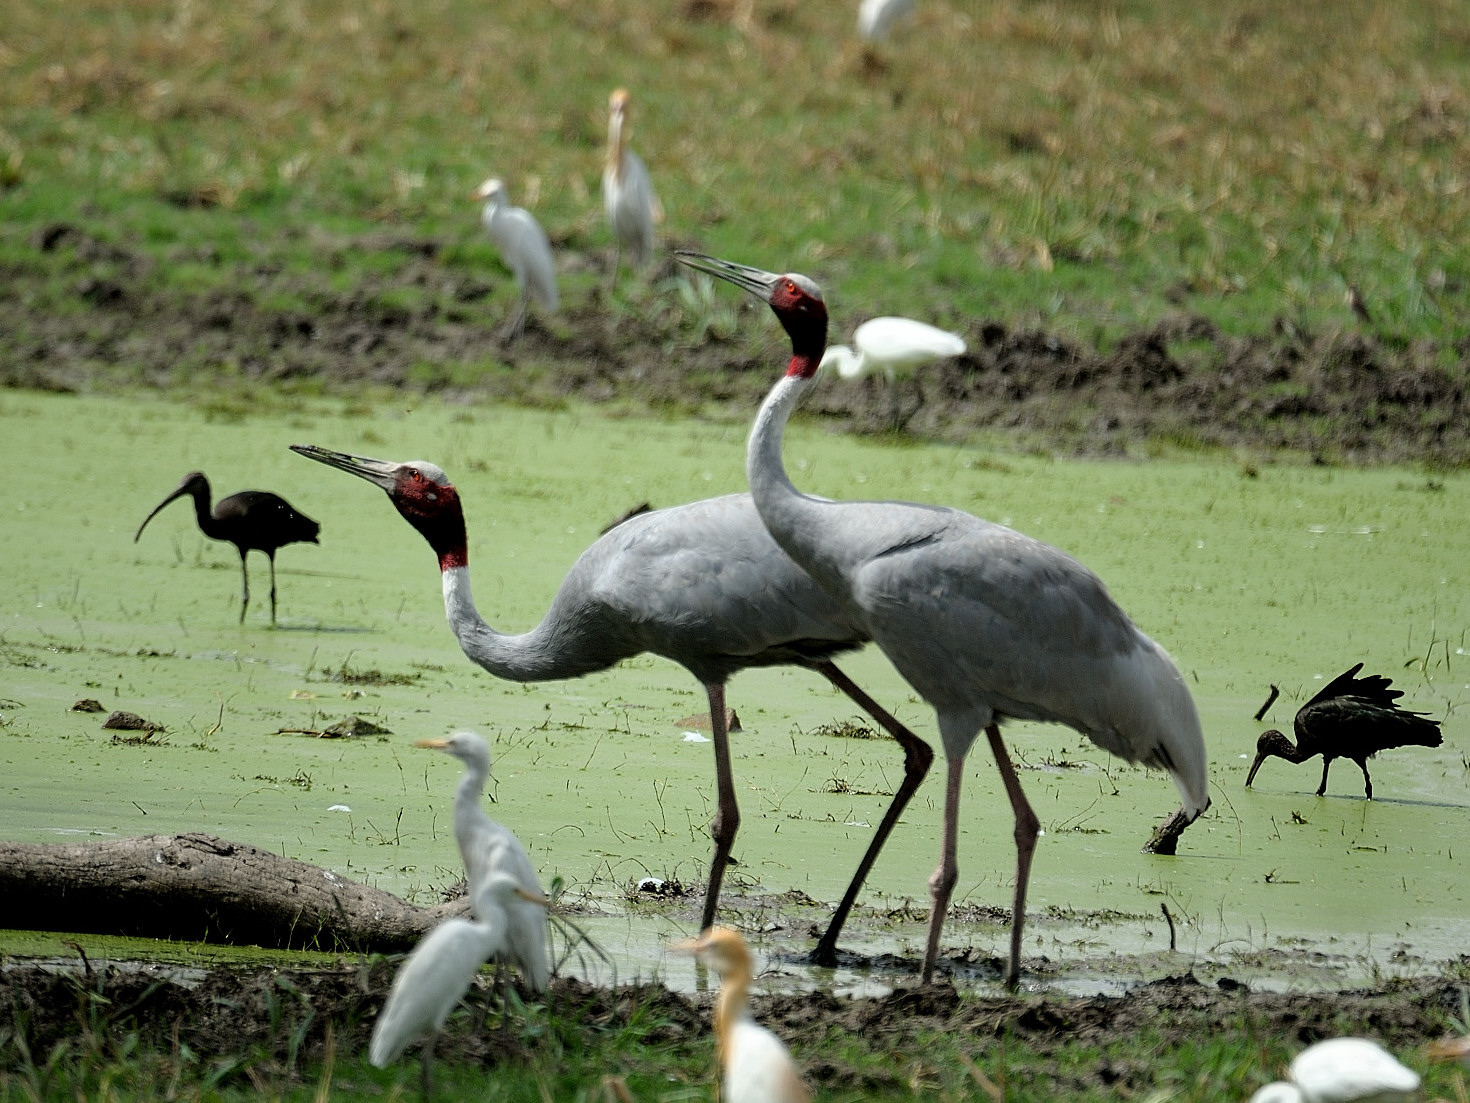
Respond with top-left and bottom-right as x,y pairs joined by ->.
606,113 -> 626,176
712,971 -> 750,1059
819,344 -> 865,380
453,754 -> 490,838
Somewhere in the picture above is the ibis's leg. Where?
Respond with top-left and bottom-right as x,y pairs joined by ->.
986,723 -> 1040,992
810,661 -> 933,966
701,682 -> 740,931
237,550 -> 251,624
1356,759 -> 1374,800
1316,758 -> 1332,797
267,551 -> 279,626
920,755 -> 963,985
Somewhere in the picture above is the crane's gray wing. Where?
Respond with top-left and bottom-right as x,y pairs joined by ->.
583,494 -> 865,682
843,503 -> 1195,758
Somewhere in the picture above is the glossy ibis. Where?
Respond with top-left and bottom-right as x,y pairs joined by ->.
1246,662 -> 1443,799
134,471 -> 319,624
676,249 -> 1209,989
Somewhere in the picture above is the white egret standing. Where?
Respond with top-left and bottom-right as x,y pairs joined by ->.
671,927 -> 810,1103
675,250 -> 1210,990
415,731 -> 549,992
290,443 -> 933,966
603,88 -> 661,275
471,177 -> 558,339
1249,1037 -> 1421,1103
369,873 -> 550,1096
820,316 -> 966,427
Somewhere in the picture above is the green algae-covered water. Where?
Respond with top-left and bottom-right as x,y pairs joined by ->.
2,392 -> 1466,987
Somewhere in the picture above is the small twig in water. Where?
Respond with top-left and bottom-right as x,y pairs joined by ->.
1254,684 -> 1279,722
1160,901 -> 1177,952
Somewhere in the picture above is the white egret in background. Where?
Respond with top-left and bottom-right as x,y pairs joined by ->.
415,731 -> 548,992
820,315 -> 966,427
1249,1037 -> 1421,1103
370,873 -> 550,1096
672,927 -> 810,1103
603,88 -> 662,274
290,444 -> 932,967
675,249 -> 1210,990
858,0 -> 916,41
471,177 -> 558,338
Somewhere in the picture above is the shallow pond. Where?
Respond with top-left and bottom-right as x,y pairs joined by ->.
2,391 -> 1467,991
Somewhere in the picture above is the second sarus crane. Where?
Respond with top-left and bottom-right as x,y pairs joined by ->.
675,249 -> 1210,991
289,444 -> 931,965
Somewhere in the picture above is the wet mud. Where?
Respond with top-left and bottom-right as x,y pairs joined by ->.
5,223 -> 1469,466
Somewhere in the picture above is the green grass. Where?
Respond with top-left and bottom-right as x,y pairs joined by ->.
3,969 -> 1469,1103
2,1 -> 1469,347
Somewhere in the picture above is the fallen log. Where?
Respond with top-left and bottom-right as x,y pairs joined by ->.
0,832 -> 464,952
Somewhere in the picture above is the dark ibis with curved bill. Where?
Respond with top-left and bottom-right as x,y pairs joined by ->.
1245,662 -> 1443,799
134,471 -> 320,624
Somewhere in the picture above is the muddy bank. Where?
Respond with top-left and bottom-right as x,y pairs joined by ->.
4,223 -> 1468,466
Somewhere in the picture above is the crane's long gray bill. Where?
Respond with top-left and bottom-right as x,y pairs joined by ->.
289,444 -> 399,492
674,251 -> 780,297
134,486 -> 191,542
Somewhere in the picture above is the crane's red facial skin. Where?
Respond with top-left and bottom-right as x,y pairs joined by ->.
390,468 -> 469,571
770,278 -> 828,380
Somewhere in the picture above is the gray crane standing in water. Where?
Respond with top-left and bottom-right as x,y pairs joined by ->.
1246,662 -> 1443,799
290,443 -> 932,964
134,471 -> 319,624
675,249 -> 1211,990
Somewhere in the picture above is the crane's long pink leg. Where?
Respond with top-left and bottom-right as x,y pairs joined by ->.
810,661 -> 934,966
985,723 -> 1040,991
701,682 -> 740,931
920,754 -> 964,985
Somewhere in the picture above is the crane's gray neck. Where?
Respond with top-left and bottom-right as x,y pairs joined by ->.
746,373 -> 861,604
441,566 -> 607,682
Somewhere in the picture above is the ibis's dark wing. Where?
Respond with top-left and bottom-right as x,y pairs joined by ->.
1301,662 -> 1402,712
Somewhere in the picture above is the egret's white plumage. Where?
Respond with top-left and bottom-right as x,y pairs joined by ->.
472,177 -> 558,337
415,731 -> 549,992
820,317 -> 966,381
603,88 -> 661,273
1249,1037 -> 1421,1103
675,250 -> 1210,991
369,874 -> 549,1092
857,0 -> 916,41
673,928 -> 810,1103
